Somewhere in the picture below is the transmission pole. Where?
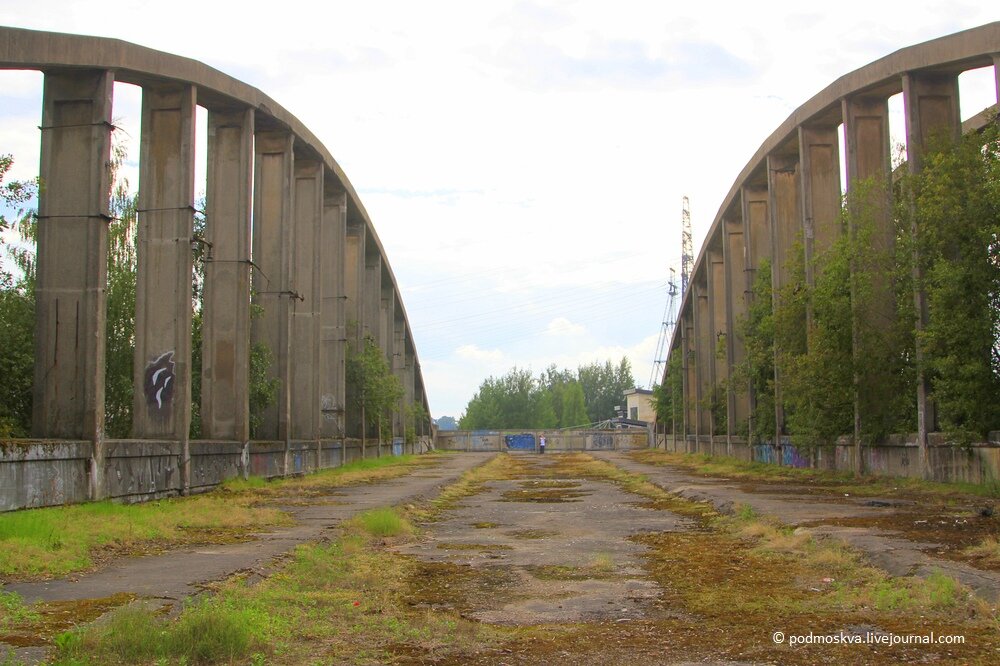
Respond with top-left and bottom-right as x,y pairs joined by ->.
648,268 -> 678,388
681,196 -> 693,297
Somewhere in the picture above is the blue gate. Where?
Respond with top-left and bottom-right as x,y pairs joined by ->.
505,433 -> 536,451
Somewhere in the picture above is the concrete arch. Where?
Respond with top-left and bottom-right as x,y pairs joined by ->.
663,22 -> 1000,466
0,26 -> 431,503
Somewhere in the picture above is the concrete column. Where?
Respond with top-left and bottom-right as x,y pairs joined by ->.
842,95 -> 893,267
404,335 -> 415,442
767,152 -> 802,444
33,70 -> 113,453
798,125 -> 842,282
903,71 -> 961,469
681,311 -> 694,440
251,131 -> 295,443
320,192 -> 347,439
708,247 -> 728,436
133,84 -> 196,450
381,271 -> 393,364
289,160 -> 323,442
343,218 -> 365,439
363,247 -> 382,345
695,278 -> 713,437
201,107 -> 253,441
723,216 -> 749,433
741,184 -> 770,435
393,305 -> 406,438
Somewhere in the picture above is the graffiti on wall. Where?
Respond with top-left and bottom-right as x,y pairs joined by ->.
143,351 -> 176,418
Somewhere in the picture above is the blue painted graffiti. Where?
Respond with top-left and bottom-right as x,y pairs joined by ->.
505,433 -> 536,451
392,438 -> 404,456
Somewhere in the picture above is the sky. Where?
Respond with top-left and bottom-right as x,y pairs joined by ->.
1,1 -> 998,419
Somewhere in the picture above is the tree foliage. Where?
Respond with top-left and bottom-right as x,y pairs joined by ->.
347,335 -> 404,444
459,358 -> 635,430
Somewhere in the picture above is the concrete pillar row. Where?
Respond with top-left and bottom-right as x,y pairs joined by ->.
201,107 -> 254,442
33,69 -> 114,452
289,159 -> 324,442
251,131 -> 295,444
903,70 -> 962,471
133,83 -> 196,460
320,192 -> 347,439
722,216 -> 749,433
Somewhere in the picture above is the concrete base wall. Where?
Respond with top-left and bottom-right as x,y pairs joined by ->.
435,429 -> 649,453
0,436 -> 434,512
656,434 -> 1000,486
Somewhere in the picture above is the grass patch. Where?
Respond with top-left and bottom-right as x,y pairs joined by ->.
964,536 -> 1000,567
348,507 -> 415,538
53,520 -> 503,665
0,497 -> 291,579
0,453 -> 436,580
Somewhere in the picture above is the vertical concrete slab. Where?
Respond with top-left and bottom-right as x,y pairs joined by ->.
33,70 -> 113,461
695,277 -> 713,437
393,304 -> 406,437
723,216 -> 749,432
201,107 -> 253,442
741,184 -> 770,432
363,246 -> 381,346
381,270 -> 393,365
133,84 -> 196,448
767,152 -> 802,444
404,334 -> 415,440
709,248 -> 728,435
798,125 -> 842,281
682,312 -> 695,440
343,217 -> 365,439
289,159 -> 323,441
251,131 -> 295,442
320,192 -> 347,438
903,71 -> 961,468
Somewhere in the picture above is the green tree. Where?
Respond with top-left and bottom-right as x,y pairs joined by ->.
559,381 -> 589,428
0,154 -> 36,438
908,122 -> 1000,441
733,259 -> 776,443
347,335 -> 404,455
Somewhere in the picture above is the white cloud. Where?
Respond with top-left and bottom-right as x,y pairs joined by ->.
545,317 -> 586,337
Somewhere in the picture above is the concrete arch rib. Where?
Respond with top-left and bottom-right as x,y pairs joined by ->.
0,25 -> 430,419
668,21 -> 1000,357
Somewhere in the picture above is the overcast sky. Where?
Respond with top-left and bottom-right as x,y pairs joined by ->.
2,2 -> 998,419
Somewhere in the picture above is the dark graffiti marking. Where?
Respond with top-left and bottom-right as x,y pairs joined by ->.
144,351 -> 176,417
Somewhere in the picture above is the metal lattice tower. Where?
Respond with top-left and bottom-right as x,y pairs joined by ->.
648,268 -> 679,388
680,196 -> 693,297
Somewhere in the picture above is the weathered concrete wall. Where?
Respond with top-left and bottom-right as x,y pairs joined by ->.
435,430 -> 648,452
657,434 -> 1000,485
0,437 -> 433,511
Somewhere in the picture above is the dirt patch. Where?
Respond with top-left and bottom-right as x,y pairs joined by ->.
0,593 -> 137,648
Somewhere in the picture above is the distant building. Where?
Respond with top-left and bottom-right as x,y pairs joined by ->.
623,388 -> 655,424
434,416 -> 458,431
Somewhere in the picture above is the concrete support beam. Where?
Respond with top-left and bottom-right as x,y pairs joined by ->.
741,184 -> 769,434
708,248 -> 728,436
903,71 -> 961,470
33,69 -> 113,452
723,216 -> 749,433
320,192 -> 347,438
251,131 -> 295,442
767,152 -> 802,444
381,269 -> 394,367
363,247 -> 382,346
392,305 -> 406,438
798,125 -> 842,282
289,159 -> 323,441
694,278 -> 713,437
403,335 -> 415,441
343,218 -> 365,439
201,107 -> 253,441
133,84 -> 196,449
681,312 -> 695,440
